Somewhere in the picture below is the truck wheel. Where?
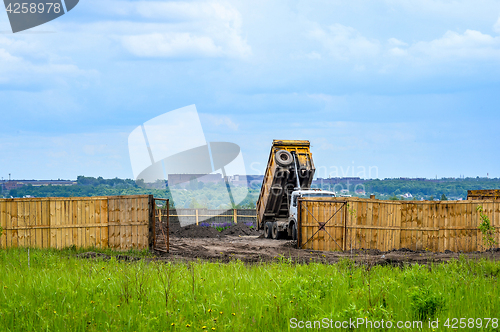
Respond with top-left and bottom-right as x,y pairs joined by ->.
292,223 -> 298,241
272,222 -> 283,239
265,222 -> 273,239
275,150 -> 293,167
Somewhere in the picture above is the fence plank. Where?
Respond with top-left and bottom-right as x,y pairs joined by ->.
101,199 -> 109,248
108,198 -> 116,249
495,202 -> 500,247
0,201 -> 6,249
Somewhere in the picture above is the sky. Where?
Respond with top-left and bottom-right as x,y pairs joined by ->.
1,0 -> 500,181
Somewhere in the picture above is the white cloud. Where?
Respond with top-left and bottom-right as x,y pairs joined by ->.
308,24 -> 380,60
388,38 -> 408,46
123,32 -> 222,58
0,48 -> 21,63
201,114 -> 239,131
119,1 -> 251,59
389,47 -> 408,57
383,0 -> 500,22
494,17 -> 500,34
135,1 -> 240,24
0,35 -> 97,87
304,16 -> 500,69
410,29 -> 500,60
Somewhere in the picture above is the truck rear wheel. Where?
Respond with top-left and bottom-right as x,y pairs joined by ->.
264,222 -> 273,239
272,222 -> 286,239
275,150 -> 293,167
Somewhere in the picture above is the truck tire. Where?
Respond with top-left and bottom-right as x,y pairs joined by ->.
272,222 -> 285,239
265,222 -> 273,239
292,223 -> 298,241
275,150 -> 293,167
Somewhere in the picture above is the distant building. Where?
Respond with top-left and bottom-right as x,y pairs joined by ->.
227,175 -> 264,187
167,174 -> 223,187
167,174 -> 264,188
1,180 -> 76,191
313,177 -> 366,186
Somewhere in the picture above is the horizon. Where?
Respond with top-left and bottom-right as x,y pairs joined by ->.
2,175 -> 500,182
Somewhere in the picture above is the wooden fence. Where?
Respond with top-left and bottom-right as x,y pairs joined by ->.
298,197 -> 500,252
168,208 -> 257,225
468,189 -> 500,201
0,195 -> 155,250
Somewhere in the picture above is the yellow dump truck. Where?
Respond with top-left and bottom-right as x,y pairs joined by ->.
256,140 -> 336,239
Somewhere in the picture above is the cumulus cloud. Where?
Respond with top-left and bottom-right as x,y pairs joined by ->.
201,114 -> 239,131
120,1 -> 251,59
306,17 -> 500,69
308,24 -> 380,60
410,29 -> 500,60
122,33 -> 222,57
494,17 -> 500,34
388,47 -> 408,57
0,35 -> 97,88
388,38 -> 408,46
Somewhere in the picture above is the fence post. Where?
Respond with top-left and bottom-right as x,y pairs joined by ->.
195,209 -> 199,225
233,209 -> 238,224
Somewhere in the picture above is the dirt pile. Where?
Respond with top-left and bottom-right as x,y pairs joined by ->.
170,222 -> 222,239
220,223 -> 260,236
157,221 -> 261,239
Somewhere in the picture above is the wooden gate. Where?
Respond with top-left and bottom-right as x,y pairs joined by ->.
298,199 -> 347,251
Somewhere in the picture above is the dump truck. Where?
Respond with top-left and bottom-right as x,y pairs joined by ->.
256,140 -> 336,240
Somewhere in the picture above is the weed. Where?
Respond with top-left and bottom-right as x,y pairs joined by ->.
408,286 -> 445,321
477,205 -> 497,250
156,262 -> 176,316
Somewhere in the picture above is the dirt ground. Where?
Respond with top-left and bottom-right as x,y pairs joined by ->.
153,222 -> 500,265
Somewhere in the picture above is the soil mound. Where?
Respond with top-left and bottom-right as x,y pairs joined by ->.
158,221 -> 262,239
170,223 -> 222,238
220,223 -> 260,236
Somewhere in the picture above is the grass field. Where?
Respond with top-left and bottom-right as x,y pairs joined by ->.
0,248 -> 499,331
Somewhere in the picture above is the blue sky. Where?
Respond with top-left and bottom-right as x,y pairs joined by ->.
1,0 -> 500,180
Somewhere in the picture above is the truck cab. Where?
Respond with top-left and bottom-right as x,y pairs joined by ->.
289,189 -> 336,222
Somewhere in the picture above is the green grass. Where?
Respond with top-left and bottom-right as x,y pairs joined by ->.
0,249 -> 499,331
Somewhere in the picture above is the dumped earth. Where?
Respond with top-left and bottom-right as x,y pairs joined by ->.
149,221 -> 500,265
166,221 -> 261,239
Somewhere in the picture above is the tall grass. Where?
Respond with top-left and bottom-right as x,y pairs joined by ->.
0,248 -> 499,331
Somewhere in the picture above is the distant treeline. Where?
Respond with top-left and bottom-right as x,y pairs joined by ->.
364,177 -> 500,199
7,176 -> 170,200
306,177 -> 500,199
76,176 -> 137,187
4,176 -> 500,203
